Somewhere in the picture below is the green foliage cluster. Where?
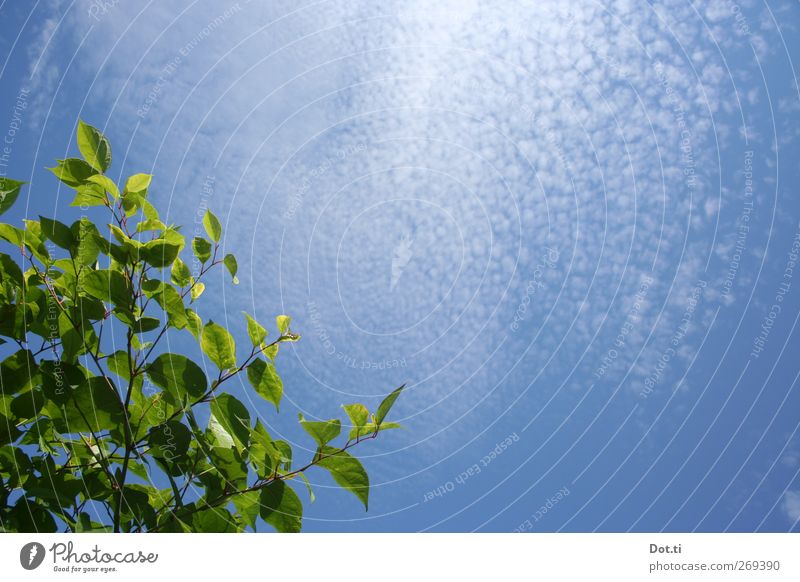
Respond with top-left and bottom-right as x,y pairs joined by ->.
0,121 -> 403,532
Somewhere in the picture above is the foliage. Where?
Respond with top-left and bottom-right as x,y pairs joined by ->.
0,121 -> 404,532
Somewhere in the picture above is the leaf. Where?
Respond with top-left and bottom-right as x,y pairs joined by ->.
147,353 -> 208,405
39,216 -> 75,249
259,481 -> 302,533
0,253 -> 23,287
141,239 -> 180,268
171,257 -> 191,287
376,385 -> 404,427
112,309 -> 160,334
342,403 -> 369,431
202,210 -> 222,242
10,499 -> 57,532
209,393 -> 250,450
317,446 -> 370,510
0,177 -> 25,215
223,254 -> 238,284
141,279 -> 187,329
243,313 -> 267,346
106,350 -> 132,382
298,414 -> 341,447
0,223 -> 23,246
232,490 -> 260,530
81,269 -> 132,307
70,218 -> 101,265
76,120 -> 112,173
190,282 -> 205,302
49,158 -> 97,187
147,421 -> 192,460
124,173 -> 152,194
71,183 -> 107,207
349,421 -> 402,440
86,174 -> 120,199
185,309 -> 202,339
136,218 -> 165,233
53,376 -> 124,434
276,315 -> 291,335
246,358 -> 283,410
207,416 -> 235,449
192,507 -> 238,532
40,359 -> 86,406
298,472 -> 316,503
0,350 -> 36,396
200,321 -> 236,370
21,220 -> 50,263
209,445 -> 249,485
192,237 -> 212,263
57,311 -> 83,363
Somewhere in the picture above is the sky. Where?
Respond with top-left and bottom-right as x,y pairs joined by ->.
0,0 -> 799,532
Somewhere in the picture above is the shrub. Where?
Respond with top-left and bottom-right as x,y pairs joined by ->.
0,121 -> 403,532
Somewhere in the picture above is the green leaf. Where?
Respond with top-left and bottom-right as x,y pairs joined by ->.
298,472 -> 316,503
207,415 -> 235,449
246,358 -> 283,411
49,158 -> 97,188
124,173 -> 152,194
207,446 -> 248,484
76,120 -> 112,173
81,269 -> 132,307
243,313 -> 267,347
112,309 -> 160,334
21,220 -> 50,263
192,237 -> 212,263
10,499 -> 57,532
147,421 -> 192,460
86,174 -> 120,199
200,321 -> 236,370
259,480 -> 302,533
342,403 -> 369,431
53,376 -> 124,434
106,350 -> 132,382
0,178 -> 25,215
39,216 -> 75,249
209,393 -> 250,450
141,239 -> 180,268
202,210 -> 222,243
141,279 -> 187,329
0,350 -> 36,396
276,315 -> 291,335
171,257 -> 191,287
317,446 -> 369,510
135,218 -> 166,233
349,421 -> 402,440
147,353 -> 208,405
298,414 -> 341,447
71,183 -> 107,207
376,385 -> 404,426
0,253 -> 23,287
71,218 -> 102,266
0,223 -> 23,246
185,309 -> 202,339
232,490 -> 260,530
40,359 -> 86,406
223,254 -> 238,284
192,507 -> 238,532
190,282 -> 205,302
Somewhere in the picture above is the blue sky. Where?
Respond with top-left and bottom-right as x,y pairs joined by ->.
1,0 -> 799,532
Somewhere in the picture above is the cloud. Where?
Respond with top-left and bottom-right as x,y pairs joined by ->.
781,491 -> 800,522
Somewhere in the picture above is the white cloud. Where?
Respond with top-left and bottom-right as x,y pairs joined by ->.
781,491 -> 800,522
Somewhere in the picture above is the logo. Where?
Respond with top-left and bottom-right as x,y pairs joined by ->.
20,542 -> 46,570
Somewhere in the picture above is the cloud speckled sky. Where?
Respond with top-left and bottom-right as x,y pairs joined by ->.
1,0 -> 799,531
